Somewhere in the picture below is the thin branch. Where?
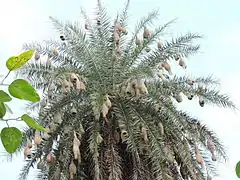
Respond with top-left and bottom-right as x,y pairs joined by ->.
1,117 -> 22,121
0,83 -> 10,86
0,71 -> 11,85
5,121 -> 9,127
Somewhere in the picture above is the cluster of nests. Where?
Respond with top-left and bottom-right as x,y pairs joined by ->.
171,78 -> 205,107
113,22 -> 128,56
59,21 -> 128,57
23,20 -> 213,179
194,138 -> 217,169
23,129 -> 84,179
33,46 -> 59,67
112,24 -> 205,107
186,118 -> 217,164
60,73 -> 86,95
119,75 -> 206,108
23,108 -> 217,179
32,20 -> 205,107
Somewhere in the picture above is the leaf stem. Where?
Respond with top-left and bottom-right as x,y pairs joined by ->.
5,121 -> 9,127
0,71 -> 11,85
2,117 -> 21,121
0,83 -> 10,86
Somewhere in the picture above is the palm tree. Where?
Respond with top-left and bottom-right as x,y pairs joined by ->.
15,0 -> 235,179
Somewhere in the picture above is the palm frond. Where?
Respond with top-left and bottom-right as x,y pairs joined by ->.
139,32 -> 202,68
127,18 -> 178,67
201,89 -> 236,109
18,157 -> 37,180
123,9 -> 159,58
118,0 -> 130,28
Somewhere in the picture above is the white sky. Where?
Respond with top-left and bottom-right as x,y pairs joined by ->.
0,0 -> 240,179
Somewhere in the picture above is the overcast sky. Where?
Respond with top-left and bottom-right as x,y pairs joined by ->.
0,0 -> 240,179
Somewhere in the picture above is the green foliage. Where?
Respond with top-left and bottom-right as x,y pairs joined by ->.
236,161 -> 240,178
21,114 -> 46,132
8,79 -> 40,102
0,90 -> 12,102
1,127 -> 22,153
0,50 -> 44,154
6,50 -> 34,71
0,102 -> 6,118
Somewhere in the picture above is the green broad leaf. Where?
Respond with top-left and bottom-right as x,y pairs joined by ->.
0,102 -> 6,119
21,114 -> 46,132
4,103 -> 13,114
6,50 -> 34,71
236,161 -> 240,178
0,90 -> 12,102
8,79 -> 40,102
1,127 -> 22,153
5,56 -> 17,70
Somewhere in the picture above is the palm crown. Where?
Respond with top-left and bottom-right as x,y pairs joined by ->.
15,1 -> 235,180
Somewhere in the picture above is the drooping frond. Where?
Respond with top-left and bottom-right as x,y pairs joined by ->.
18,156 -> 37,180
147,76 -> 236,109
